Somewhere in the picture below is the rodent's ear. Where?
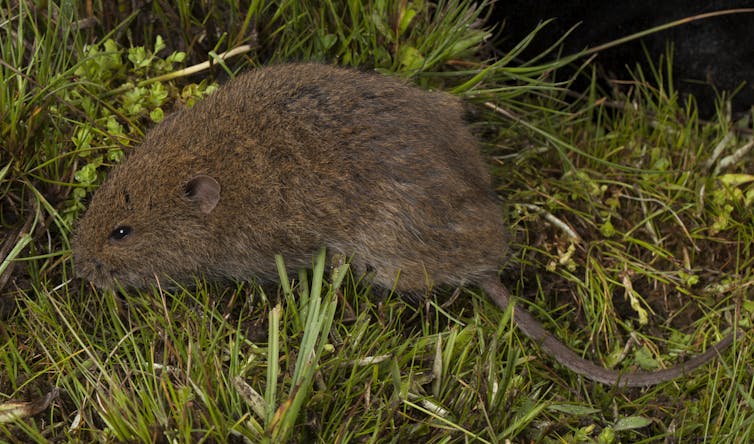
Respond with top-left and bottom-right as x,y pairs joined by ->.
184,175 -> 221,214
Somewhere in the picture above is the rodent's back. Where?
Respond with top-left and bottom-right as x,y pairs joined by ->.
73,63 -> 507,290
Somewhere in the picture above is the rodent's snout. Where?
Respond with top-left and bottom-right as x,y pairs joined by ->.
71,252 -> 90,278
72,250 -> 110,288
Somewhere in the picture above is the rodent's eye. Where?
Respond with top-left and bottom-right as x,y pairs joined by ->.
109,226 -> 132,241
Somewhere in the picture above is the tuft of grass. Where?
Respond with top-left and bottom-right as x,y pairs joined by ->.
2,0 -> 754,442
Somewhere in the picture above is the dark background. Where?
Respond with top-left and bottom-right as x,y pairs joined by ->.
492,1 -> 754,117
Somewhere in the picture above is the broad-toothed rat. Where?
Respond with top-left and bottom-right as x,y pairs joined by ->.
72,63 -> 735,387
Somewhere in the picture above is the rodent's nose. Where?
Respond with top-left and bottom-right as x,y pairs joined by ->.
72,253 -> 104,278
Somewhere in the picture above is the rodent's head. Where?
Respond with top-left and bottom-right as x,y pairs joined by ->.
72,159 -> 222,290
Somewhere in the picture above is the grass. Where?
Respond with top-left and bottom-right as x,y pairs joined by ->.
1,0 -> 753,442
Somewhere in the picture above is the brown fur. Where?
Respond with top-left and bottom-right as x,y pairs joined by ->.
72,63 -> 734,387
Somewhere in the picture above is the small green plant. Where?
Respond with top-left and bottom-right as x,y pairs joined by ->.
708,172 -> 754,234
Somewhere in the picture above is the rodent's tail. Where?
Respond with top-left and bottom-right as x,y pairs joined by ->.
482,280 -> 738,388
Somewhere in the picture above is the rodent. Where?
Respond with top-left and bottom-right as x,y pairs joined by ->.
72,62 -> 735,387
